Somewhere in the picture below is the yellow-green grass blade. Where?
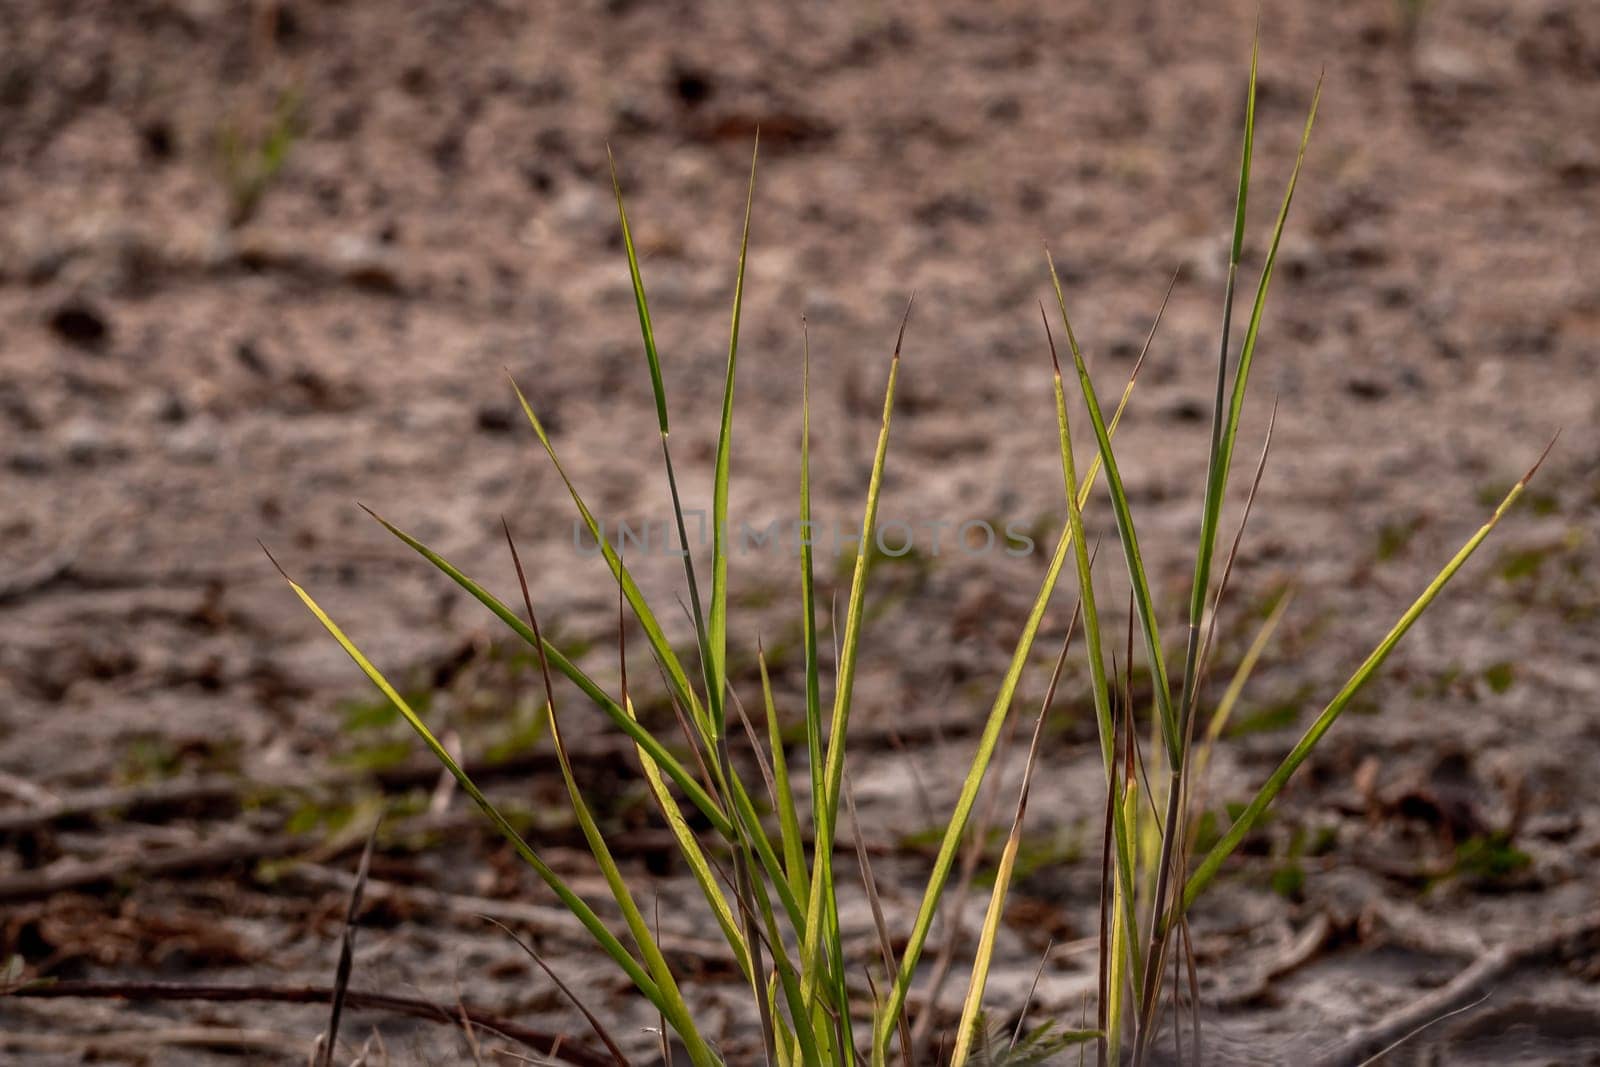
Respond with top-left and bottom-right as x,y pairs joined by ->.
1184,439 -> 1556,907
1044,308 -> 1144,1014
872,330 -> 1152,1061
749,865 -> 825,1067
726,765 -> 808,933
609,148 -> 716,724
1047,251 -> 1177,765
760,649 -> 810,907
265,556 -> 676,1022
630,684 -> 751,980
525,617 -> 714,1065
1214,77 -> 1322,505
361,507 -> 732,839
1183,30 -> 1260,727
1112,709 -> 1145,1001
602,551 -> 751,983
1194,589 -> 1293,791
799,319 -> 823,824
872,530 -> 1067,1067
1044,308 -> 1116,777
549,727 -> 712,1066
1106,776 -> 1140,1065
843,774 -> 912,1067
950,636 -> 1066,1067
797,319 -> 851,1059
708,139 -> 759,739
804,301 -> 911,1046
607,146 -> 669,436
509,376 -> 711,743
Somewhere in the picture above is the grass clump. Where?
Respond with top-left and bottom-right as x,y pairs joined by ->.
271,28 -> 1552,1067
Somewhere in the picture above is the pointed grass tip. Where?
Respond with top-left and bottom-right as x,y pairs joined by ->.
892,292 -> 916,359
1522,429 -> 1561,486
258,540 -> 292,583
1038,300 -> 1063,376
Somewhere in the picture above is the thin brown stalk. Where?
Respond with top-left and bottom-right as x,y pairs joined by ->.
484,917 -> 631,1066
318,815 -> 380,1067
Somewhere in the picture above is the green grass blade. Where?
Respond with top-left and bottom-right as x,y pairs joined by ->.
629,686 -> 752,979
797,319 -> 854,1062
1215,76 -> 1322,498
1194,589 -> 1293,788
760,648 -> 810,907
1106,776 -> 1140,1065
516,584 -> 715,1067
804,301 -> 911,1046
872,330 -> 1153,1060
1184,439 -> 1556,907
950,640 -> 1065,1067
508,376 -> 711,742
1043,309 -> 1145,1015
264,554 -> 675,1021
1182,31 -> 1260,726
608,147 -> 717,729
360,507 -> 733,838
844,774 -> 912,1067
607,146 -> 670,436
1047,251 -> 1177,764
708,139 -> 759,739
1043,308 -> 1116,778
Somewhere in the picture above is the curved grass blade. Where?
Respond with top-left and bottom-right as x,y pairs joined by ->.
872,320 -> 1155,1062
797,317 -> 852,1060
759,647 -> 809,906
1180,27 -> 1261,729
510,539 -> 717,1067
950,634 -> 1070,1067
608,147 -> 716,729
1046,250 -> 1176,764
803,300 -> 912,1053
262,550 -> 673,1022
1184,437 -> 1557,907
708,138 -> 759,738
1043,307 -> 1143,998
600,548 -> 750,984
507,376 -> 709,741
607,146 -> 670,436
361,507 -> 732,839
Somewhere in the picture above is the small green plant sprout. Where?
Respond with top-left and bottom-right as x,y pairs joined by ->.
217,87 -> 301,226
272,26 -> 1554,1067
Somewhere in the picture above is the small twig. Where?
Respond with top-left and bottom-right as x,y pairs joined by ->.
7,981 -> 615,1067
1353,993 -> 1492,1067
1311,911 -> 1600,1067
1010,938 -> 1054,1051
483,917 -> 631,1066
1209,912 -> 1333,1009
